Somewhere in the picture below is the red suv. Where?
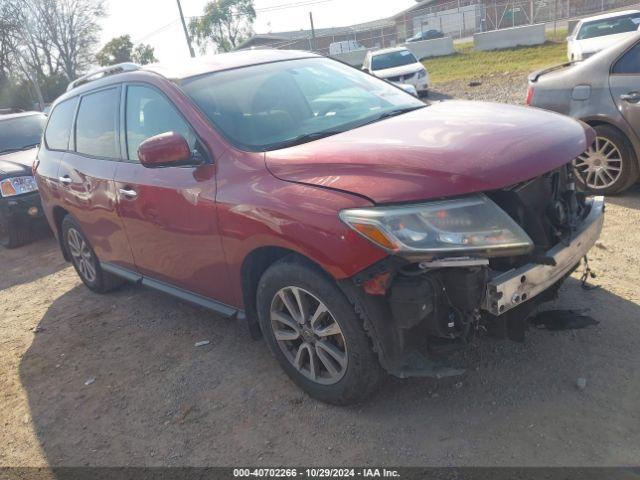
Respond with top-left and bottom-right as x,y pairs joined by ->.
35,51 -> 604,404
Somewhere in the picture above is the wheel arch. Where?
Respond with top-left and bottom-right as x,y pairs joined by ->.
52,206 -> 71,261
240,246 -> 336,337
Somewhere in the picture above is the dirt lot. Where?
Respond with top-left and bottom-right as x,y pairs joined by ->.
2,76 -> 640,467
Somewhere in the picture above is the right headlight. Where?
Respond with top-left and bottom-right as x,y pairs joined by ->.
339,194 -> 533,258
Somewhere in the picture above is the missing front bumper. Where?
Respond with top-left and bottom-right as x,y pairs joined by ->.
483,196 -> 604,316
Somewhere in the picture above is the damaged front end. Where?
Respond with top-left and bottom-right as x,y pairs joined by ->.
339,165 -> 605,379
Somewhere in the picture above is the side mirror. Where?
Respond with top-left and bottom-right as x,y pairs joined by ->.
138,131 -> 193,168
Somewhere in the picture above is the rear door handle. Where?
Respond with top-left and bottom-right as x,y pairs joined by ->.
620,92 -> 640,104
118,187 -> 138,199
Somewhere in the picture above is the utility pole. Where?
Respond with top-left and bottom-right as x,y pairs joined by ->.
309,12 -> 316,51
177,0 -> 196,58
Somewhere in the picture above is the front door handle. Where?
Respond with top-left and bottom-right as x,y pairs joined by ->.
58,175 -> 72,185
620,92 -> 640,104
118,187 -> 138,199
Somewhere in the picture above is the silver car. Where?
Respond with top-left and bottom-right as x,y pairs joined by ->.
528,33 -> 640,194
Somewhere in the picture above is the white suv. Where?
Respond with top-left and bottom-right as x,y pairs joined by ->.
567,10 -> 640,61
363,47 -> 429,96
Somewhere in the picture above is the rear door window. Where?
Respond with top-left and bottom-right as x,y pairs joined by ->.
124,85 -> 197,162
45,98 -> 78,151
613,42 -> 640,74
75,88 -> 120,158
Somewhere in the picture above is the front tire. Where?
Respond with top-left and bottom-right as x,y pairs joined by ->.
256,256 -> 384,405
61,216 -> 124,293
0,215 -> 33,248
574,125 -> 639,195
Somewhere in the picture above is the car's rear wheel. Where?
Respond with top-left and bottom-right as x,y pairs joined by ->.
574,125 -> 639,195
62,216 -> 124,293
256,256 -> 384,405
0,215 -> 33,249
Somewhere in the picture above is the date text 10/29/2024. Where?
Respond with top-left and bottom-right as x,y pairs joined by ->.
233,468 -> 401,478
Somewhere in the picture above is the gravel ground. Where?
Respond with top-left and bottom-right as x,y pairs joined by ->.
429,72 -> 528,105
1,74 -> 639,468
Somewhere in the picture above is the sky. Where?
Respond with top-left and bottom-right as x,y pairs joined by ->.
99,0 -> 417,63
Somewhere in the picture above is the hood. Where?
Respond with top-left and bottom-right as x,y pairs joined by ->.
374,63 -> 423,79
576,31 -> 637,54
265,101 -> 594,204
0,147 -> 37,178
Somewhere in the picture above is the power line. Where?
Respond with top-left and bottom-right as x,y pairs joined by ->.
134,0 -> 335,47
255,0 -> 333,12
134,19 -> 180,43
186,0 -> 335,20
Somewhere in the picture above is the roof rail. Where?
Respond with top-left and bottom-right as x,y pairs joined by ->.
66,62 -> 140,92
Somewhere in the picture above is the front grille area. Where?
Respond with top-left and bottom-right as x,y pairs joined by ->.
486,165 -> 589,267
386,72 -> 416,83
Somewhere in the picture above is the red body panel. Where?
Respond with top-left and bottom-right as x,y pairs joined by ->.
214,148 -> 386,307
113,161 -> 235,303
266,101 -> 595,203
58,152 -> 135,269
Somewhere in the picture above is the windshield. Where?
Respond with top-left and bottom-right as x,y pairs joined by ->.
181,57 -> 424,152
0,114 -> 46,154
371,50 -> 418,70
577,13 -> 640,39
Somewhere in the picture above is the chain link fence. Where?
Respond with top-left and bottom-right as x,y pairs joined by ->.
255,0 -> 639,55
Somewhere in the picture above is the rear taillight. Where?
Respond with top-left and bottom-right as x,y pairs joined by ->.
525,85 -> 534,105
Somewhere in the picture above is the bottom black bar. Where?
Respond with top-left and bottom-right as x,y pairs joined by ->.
1,467 -> 640,480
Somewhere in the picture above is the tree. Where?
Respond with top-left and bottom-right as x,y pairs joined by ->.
189,0 -> 256,53
132,43 -> 157,65
96,35 -> 134,66
0,0 -> 106,109
44,0 -> 106,80
96,35 -> 157,66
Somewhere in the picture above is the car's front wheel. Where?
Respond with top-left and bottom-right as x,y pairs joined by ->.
574,124 -> 639,195
256,256 -> 384,405
62,216 -> 124,293
0,215 -> 33,249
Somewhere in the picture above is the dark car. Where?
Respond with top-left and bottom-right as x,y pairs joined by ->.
35,53 -> 602,405
407,29 -> 445,42
528,32 -> 640,194
0,111 -> 48,248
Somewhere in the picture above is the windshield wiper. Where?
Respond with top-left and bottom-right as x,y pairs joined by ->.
274,129 -> 345,149
360,105 -> 426,127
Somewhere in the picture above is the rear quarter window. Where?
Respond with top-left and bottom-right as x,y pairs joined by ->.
75,87 -> 120,158
44,98 -> 78,151
613,42 -> 640,74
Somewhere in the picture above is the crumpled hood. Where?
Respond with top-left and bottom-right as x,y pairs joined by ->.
576,31 -> 638,54
265,101 -> 594,204
0,148 -> 37,178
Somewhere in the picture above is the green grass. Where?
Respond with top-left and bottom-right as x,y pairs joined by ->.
423,32 -> 569,85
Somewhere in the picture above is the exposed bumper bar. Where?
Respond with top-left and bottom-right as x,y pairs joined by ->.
483,196 -> 605,316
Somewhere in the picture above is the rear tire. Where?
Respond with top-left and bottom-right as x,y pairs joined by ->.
256,256 -> 384,405
574,124 -> 639,195
61,216 -> 125,293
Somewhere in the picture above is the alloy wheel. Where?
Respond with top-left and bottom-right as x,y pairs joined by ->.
67,227 -> 97,283
270,286 -> 348,385
574,136 -> 623,190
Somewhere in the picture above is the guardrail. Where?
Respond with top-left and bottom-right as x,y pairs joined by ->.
405,37 -> 455,59
473,23 -> 546,51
